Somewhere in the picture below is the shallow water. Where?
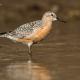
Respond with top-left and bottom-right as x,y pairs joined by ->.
6,60 -> 51,80
0,20 -> 80,80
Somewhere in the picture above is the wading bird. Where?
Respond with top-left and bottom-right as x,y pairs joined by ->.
0,11 -> 65,61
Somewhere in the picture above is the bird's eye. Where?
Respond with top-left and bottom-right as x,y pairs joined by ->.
51,14 -> 53,16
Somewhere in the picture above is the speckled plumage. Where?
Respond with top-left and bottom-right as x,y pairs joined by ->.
7,20 -> 43,39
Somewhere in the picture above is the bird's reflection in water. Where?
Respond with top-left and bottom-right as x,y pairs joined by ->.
6,60 -> 51,80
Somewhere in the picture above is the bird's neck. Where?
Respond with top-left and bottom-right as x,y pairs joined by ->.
42,18 -> 53,28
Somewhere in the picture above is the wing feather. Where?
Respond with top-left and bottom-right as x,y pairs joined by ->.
8,20 -> 42,38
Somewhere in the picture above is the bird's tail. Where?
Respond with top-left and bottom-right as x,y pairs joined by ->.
0,31 -> 11,37
0,32 -> 7,37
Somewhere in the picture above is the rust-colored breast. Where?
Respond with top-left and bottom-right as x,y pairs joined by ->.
33,22 -> 52,42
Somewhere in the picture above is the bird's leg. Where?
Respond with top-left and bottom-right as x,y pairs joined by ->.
27,42 -> 33,61
28,45 -> 32,60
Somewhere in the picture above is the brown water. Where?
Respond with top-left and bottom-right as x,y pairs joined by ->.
0,0 -> 80,80
6,60 -> 51,80
0,20 -> 80,80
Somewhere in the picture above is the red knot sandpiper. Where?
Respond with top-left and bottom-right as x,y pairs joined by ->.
0,11 -> 65,61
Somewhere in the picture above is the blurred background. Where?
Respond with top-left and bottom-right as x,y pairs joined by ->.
0,0 -> 80,80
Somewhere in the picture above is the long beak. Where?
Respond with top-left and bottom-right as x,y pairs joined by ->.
57,17 -> 66,23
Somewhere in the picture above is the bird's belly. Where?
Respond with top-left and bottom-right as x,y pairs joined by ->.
16,38 -> 32,43
33,26 -> 52,42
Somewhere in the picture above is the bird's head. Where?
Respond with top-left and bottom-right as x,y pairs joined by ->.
42,11 -> 57,21
42,11 -> 66,23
